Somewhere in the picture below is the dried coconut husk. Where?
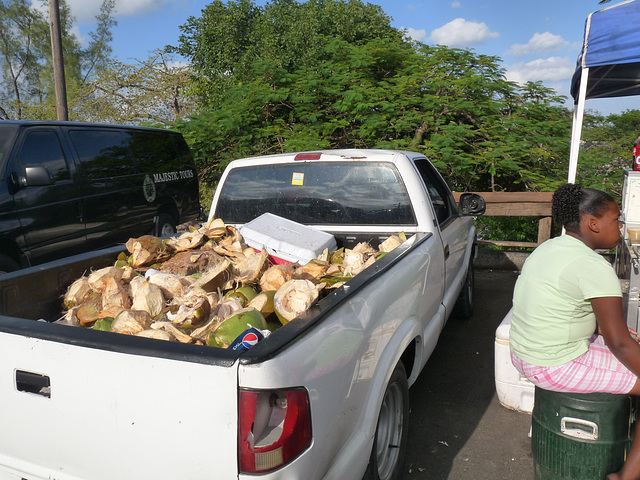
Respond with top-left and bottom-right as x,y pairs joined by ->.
190,315 -> 225,342
151,322 -> 193,343
379,233 -> 406,253
165,231 -> 206,252
120,264 -> 138,283
195,258 -> 233,292
145,270 -> 185,299
135,329 -> 173,341
353,241 -> 378,259
63,277 -> 93,309
111,309 -> 153,335
260,263 -> 297,291
87,266 -> 124,292
99,305 -> 126,319
342,250 -> 365,276
293,260 -> 328,283
129,275 -> 146,298
159,249 -> 224,276
56,307 -> 80,326
126,235 -> 170,267
132,280 -> 165,317
325,263 -> 343,276
200,217 -> 227,240
76,291 -> 103,327
101,276 -> 131,309
170,297 -> 211,329
234,249 -> 269,285
211,297 -> 244,322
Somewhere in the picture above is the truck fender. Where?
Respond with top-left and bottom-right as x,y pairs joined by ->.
321,317 -> 423,480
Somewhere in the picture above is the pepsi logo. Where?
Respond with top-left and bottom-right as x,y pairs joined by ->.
241,332 -> 260,348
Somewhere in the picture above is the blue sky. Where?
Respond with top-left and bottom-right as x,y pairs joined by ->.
56,0 -> 634,115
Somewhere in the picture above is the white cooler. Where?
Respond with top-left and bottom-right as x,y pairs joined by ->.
239,213 -> 337,265
495,308 -> 534,413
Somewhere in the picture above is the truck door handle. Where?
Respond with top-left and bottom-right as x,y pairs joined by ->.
15,370 -> 51,398
444,244 -> 450,259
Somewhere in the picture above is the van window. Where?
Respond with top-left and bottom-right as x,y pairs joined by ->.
128,131 -> 176,172
68,130 -> 133,178
18,130 -> 70,181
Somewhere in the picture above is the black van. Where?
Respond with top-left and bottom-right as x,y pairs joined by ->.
0,121 -> 201,273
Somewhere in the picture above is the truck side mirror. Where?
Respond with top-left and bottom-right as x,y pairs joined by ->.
19,166 -> 54,187
458,193 -> 486,216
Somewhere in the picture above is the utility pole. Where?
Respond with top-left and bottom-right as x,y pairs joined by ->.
48,0 -> 68,121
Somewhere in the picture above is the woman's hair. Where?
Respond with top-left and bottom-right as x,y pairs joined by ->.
552,183 -> 615,232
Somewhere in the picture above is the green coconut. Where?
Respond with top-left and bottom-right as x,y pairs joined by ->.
224,286 -> 258,307
208,307 -> 266,348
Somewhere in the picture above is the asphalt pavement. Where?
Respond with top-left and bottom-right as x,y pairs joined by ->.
401,269 -> 533,480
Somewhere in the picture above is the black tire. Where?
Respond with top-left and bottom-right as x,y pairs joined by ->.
154,213 -> 176,237
452,261 -> 475,320
363,362 -> 409,480
0,254 -> 20,275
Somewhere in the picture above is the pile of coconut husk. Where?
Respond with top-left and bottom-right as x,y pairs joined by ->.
57,217 -> 406,350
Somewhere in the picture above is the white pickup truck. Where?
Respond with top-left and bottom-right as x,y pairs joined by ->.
0,149 -> 484,480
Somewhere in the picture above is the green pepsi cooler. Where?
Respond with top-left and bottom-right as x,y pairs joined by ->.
532,387 -> 635,480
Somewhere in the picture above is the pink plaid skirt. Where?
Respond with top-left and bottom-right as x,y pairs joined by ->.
511,335 -> 637,394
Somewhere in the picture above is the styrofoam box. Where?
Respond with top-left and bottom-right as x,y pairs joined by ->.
239,213 -> 337,265
495,307 -> 535,413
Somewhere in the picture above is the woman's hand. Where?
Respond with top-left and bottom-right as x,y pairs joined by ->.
593,296 -> 640,375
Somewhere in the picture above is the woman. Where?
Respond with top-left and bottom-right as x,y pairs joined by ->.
509,183 -> 640,480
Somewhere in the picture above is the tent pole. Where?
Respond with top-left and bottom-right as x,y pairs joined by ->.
568,67 -> 589,184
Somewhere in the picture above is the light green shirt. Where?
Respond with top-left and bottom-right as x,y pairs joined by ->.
510,234 -> 622,367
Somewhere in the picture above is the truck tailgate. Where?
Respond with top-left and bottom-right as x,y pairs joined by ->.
0,327 -> 239,480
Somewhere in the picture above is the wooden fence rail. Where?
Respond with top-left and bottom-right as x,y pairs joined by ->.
453,192 -> 554,249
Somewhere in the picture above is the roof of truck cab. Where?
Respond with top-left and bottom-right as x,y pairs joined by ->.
226,149 -> 426,167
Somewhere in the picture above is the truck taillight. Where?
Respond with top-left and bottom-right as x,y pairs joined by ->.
238,388 -> 312,473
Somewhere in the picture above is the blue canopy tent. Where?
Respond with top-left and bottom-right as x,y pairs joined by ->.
569,0 -> 640,182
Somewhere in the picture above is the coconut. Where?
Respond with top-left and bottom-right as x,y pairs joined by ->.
99,305 -> 126,320
132,280 -> 165,317
247,291 -> 275,316
212,297 -> 244,321
111,309 -> 153,335
273,279 -> 319,324
200,217 -> 227,240
165,231 -> 206,252
129,275 -> 146,297
76,291 -> 103,327
224,286 -> 258,307
195,258 -> 232,292
151,322 -> 193,343
208,308 -> 267,348
170,297 -> 211,329
379,233 -> 406,253
87,266 -> 124,292
63,277 -> 93,309
145,269 -> 185,299
294,260 -> 328,283
101,276 -> 131,309
125,235 -> 169,267
259,263 -> 296,291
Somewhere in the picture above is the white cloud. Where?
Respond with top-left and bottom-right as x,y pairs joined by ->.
404,27 -> 427,42
451,1 -> 462,8
505,56 -> 575,84
429,18 -> 499,48
44,0 -> 174,23
508,32 -> 570,56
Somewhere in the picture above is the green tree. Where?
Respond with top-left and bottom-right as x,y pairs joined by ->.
0,0 -> 116,120
170,0 -> 401,106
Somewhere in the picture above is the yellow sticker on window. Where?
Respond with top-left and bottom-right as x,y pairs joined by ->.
292,172 -> 304,186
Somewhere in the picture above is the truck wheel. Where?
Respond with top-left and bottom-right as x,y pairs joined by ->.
155,213 -> 176,237
452,262 -> 474,320
363,362 -> 409,480
0,254 -> 20,275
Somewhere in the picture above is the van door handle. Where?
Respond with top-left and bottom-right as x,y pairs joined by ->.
444,244 -> 450,259
15,370 -> 51,398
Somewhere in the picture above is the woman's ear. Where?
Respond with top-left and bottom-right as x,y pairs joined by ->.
587,215 -> 600,233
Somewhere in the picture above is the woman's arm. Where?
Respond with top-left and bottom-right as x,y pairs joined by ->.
592,296 -> 640,376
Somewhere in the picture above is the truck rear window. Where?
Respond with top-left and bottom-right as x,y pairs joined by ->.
215,162 -> 417,226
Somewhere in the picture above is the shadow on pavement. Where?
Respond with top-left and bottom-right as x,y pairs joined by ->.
401,269 -> 534,480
